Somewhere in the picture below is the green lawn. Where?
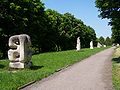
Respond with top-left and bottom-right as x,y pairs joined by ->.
0,47 -> 109,90
112,47 -> 120,90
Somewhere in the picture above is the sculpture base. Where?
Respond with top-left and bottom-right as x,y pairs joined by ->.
90,47 -> 93,49
97,46 -> 100,48
76,49 -> 80,51
9,61 -> 32,69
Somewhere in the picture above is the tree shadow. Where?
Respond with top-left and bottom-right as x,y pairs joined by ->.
0,64 -> 5,69
30,65 -> 44,70
112,57 -> 120,63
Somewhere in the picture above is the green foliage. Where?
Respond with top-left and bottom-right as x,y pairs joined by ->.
98,36 -> 105,45
98,36 -> 112,46
0,0 -> 45,57
0,47 -> 108,90
105,37 -> 112,46
95,0 -> 120,44
0,51 -> 3,59
0,0 -> 97,58
95,0 -> 120,19
112,26 -> 120,44
44,11 -> 97,50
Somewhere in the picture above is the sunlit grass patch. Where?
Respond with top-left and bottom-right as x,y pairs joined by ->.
0,47 -> 109,90
112,47 -> 120,90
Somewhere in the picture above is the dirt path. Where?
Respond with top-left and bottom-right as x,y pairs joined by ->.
22,47 -> 115,90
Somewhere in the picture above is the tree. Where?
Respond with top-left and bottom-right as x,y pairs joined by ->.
95,0 -> 120,22
105,37 -> 112,46
44,9 -> 63,51
0,0 -> 97,58
111,26 -> 120,44
98,36 -> 105,45
95,0 -> 120,43
85,26 -> 97,47
0,0 -> 45,58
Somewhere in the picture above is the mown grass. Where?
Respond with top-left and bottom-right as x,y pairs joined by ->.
112,47 -> 120,90
0,47 -> 109,90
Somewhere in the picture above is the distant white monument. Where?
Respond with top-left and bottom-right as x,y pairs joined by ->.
97,42 -> 102,48
117,44 -> 119,47
103,45 -> 106,47
76,37 -> 81,51
8,34 -> 32,69
90,41 -> 93,49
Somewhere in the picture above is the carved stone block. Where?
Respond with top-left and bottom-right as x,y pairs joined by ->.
8,34 -> 32,68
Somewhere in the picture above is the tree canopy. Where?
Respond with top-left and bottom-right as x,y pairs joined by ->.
98,36 -> 105,45
105,37 -> 112,46
95,0 -> 120,43
0,0 -> 97,58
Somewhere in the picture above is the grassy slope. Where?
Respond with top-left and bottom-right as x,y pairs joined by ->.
112,47 -> 120,90
0,47 -> 108,90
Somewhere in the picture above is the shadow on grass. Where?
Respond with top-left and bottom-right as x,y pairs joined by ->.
0,64 -> 5,69
112,57 -> 120,63
7,65 -> 44,71
30,65 -> 44,70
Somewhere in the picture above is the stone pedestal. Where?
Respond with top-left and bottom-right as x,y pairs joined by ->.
8,34 -> 32,68
76,37 -> 81,51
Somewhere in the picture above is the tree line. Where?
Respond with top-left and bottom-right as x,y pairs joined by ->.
0,0 -> 111,59
98,36 -> 112,46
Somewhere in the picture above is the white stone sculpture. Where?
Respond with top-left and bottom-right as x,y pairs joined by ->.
103,45 -> 106,47
76,37 -> 81,51
90,41 -> 93,49
117,44 -> 119,47
97,42 -> 102,48
8,34 -> 32,68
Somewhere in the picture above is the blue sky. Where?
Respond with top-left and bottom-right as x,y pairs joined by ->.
41,0 -> 112,38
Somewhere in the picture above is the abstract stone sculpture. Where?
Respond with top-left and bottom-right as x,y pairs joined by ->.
8,34 -> 32,68
90,41 -> 93,49
97,42 -> 102,48
76,37 -> 81,51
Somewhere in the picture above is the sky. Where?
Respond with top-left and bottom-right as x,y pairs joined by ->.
41,0 -> 112,38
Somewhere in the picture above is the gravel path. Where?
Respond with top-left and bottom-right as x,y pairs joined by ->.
22,47 -> 115,90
